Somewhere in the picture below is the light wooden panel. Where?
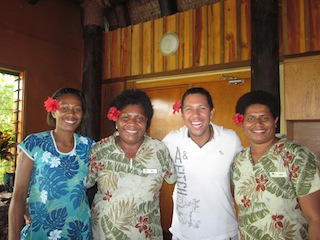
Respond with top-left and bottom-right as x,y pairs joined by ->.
224,0 -> 238,62
111,30 -> 121,78
131,23 -> 142,76
308,0 -> 320,51
154,18 -> 164,73
142,21 -> 152,74
164,14 -> 178,71
288,121 -> 320,159
120,27 -> 131,76
180,9 -> 193,69
284,55 -> 320,120
240,0 -> 251,60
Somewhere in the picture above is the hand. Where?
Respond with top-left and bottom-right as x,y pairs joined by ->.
100,135 -> 114,143
24,202 -> 32,225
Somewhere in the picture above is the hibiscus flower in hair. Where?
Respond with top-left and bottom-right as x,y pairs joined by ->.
44,97 -> 60,112
173,100 -> 181,114
233,113 -> 244,125
107,106 -> 121,121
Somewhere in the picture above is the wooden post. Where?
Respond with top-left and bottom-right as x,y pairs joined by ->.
251,0 -> 279,98
81,0 -> 104,141
158,0 -> 178,16
251,0 -> 280,132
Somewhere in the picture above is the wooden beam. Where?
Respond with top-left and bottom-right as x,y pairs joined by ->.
81,25 -> 103,141
251,0 -> 279,98
159,0 -> 178,16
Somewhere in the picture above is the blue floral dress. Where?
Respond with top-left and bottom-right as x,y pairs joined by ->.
18,131 -> 94,240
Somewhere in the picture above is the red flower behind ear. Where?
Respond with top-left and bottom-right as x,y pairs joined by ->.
107,107 -> 121,121
44,97 -> 60,112
233,113 -> 244,125
173,100 -> 181,114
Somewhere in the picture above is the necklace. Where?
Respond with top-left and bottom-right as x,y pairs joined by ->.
204,126 -> 213,146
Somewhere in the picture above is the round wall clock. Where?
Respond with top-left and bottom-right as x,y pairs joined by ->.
159,32 -> 179,56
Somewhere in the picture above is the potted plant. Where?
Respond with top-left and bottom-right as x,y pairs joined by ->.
0,130 -> 17,192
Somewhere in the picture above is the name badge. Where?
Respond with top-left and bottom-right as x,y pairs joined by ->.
270,172 -> 287,178
143,168 -> 158,174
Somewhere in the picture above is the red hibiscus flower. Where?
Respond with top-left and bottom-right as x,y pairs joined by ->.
173,100 -> 181,114
233,113 -> 244,125
107,106 -> 121,121
44,97 -> 60,112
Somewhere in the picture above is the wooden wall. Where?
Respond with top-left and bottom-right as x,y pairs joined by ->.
103,0 -> 252,79
103,0 -> 320,80
0,0 -> 83,137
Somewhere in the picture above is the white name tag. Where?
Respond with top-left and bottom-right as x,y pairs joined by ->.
143,168 -> 158,174
270,172 -> 287,178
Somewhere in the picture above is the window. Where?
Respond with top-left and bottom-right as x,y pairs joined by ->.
0,69 -> 23,186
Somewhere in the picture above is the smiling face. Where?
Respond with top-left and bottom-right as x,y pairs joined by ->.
117,104 -> 147,146
181,93 -> 214,145
51,94 -> 83,132
242,104 -> 278,145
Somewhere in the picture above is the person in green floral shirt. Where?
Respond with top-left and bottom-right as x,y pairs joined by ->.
86,89 -> 177,240
231,90 -> 320,240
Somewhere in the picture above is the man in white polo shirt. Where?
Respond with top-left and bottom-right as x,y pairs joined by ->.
163,87 -> 242,240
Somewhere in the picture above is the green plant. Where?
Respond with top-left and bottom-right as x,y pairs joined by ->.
0,131 -> 16,161
0,131 -> 17,185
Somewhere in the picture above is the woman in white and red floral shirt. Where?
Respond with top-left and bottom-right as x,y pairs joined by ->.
231,90 -> 320,240
87,89 -> 176,240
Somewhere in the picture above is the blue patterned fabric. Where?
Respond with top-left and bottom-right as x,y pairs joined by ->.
18,131 -> 94,240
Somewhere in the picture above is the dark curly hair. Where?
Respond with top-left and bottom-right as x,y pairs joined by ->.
235,90 -> 280,119
109,89 -> 154,129
181,87 -> 214,111
47,87 -> 86,127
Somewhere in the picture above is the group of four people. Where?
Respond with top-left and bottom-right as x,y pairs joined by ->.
8,86 -> 320,239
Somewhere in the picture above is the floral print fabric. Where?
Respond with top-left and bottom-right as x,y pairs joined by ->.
18,131 -> 94,240
231,137 -> 320,240
87,133 -> 177,240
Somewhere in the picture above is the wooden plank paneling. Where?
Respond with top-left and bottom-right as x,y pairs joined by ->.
224,0 -> 237,62
181,9 -> 193,69
103,32 -> 112,79
111,30 -> 121,78
286,0 -> 303,54
142,21 -> 153,74
102,0 -> 320,80
212,2 -> 222,64
131,24 -> 142,75
154,18 -> 164,73
308,0 -> 320,51
120,27 -> 131,76
240,0 -> 251,60
284,55 -> 320,120
192,8 -> 201,67
164,14 -> 178,71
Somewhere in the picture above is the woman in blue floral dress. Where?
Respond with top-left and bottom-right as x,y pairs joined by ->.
9,88 -> 94,240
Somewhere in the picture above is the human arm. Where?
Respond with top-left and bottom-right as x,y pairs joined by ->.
8,151 -> 34,240
299,190 -> 320,240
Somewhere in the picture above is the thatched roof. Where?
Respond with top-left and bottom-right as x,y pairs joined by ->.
26,0 -> 220,31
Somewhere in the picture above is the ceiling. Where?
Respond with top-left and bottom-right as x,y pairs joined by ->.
25,0 -> 220,31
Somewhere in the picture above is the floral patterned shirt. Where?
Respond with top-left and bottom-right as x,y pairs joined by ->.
86,133 -> 177,240
18,131 -> 94,240
231,137 -> 320,240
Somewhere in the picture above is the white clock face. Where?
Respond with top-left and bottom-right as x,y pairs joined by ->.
159,33 -> 179,56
